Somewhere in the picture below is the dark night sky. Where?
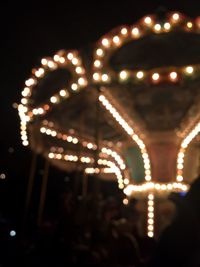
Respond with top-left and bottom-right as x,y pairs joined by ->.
1,0 -> 200,225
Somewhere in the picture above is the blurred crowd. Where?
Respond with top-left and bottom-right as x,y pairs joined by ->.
1,175 -> 200,266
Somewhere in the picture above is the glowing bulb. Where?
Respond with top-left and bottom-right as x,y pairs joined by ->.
0,173 -> 6,179
136,71 -> 144,79
10,230 -> 16,237
172,13 -> 180,21
94,60 -> 101,68
148,231 -> 153,238
119,70 -> 128,80
187,21 -> 193,29
144,16 -> 152,25
72,58 -> 79,65
177,175 -> 183,182
71,83 -> 78,91
41,58 -> 48,65
102,38 -> 110,47
67,53 -> 74,60
131,27 -> 140,37
75,66 -> 84,74
102,74 -> 109,82
96,48 -> 104,57
123,198 -> 129,205
113,36 -> 120,44
50,96 -> 58,103
22,140 -> 29,146
59,89 -> 68,97
154,24 -> 161,32
152,73 -> 160,81
185,66 -> 194,74
169,71 -> 178,81
93,72 -> 101,81
164,22 -> 171,30
121,27 -> 128,35
78,77 -> 86,86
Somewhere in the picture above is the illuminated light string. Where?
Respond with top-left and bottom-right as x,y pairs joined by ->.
123,182 -> 188,195
147,194 -> 154,238
40,124 -> 126,172
40,124 -> 128,188
93,11 -> 200,85
19,51 -> 88,146
176,121 -> 200,182
48,150 -> 125,188
99,94 -> 152,182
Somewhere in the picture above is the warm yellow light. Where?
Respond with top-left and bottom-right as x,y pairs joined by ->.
172,13 -> 180,21
131,27 -> 140,37
22,140 -> 29,146
123,198 -> 129,205
59,89 -> 68,97
148,225 -> 154,231
154,24 -> 161,32
148,231 -> 154,238
124,178 -> 129,185
41,58 -> 48,65
71,83 -> 78,91
148,219 -> 154,225
119,184 -> 124,189
94,60 -> 101,68
169,71 -> 178,81
119,70 -> 128,80
148,194 -> 154,200
96,48 -> 104,57
102,74 -> 109,82
102,38 -> 110,47
78,77 -> 86,86
152,73 -> 160,81
177,175 -> 183,182
75,66 -> 84,74
67,53 -> 74,60
113,36 -> 120,44
164,22 -> 171,30
50,96 -> 58,103
72,58 -> 79,65
185,66 -> 194,74
187,21 -> 193,29
144,16 -> 152,25
136,71 -> 144,79
121,27 -> 128,35
93,73 -> 101,81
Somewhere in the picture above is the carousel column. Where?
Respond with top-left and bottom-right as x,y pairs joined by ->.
93,87 -> 101,197
23,152 -> 37,228
148,135 -> 179,182
74,108 -> 85,197
37,159 -> 50,227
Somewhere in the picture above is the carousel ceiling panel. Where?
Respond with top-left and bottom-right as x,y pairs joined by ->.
43,88 -> 128,142
110,31 -> 200,71
30,68 -> 71,107
107,82 -> 200,131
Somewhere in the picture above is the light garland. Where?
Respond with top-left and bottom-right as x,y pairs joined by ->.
40,122 -> 128,188
19,50 -> 88,146
99,94 -> 152,182
123,182 -> 188,195
147,194 -> 154,237
176,121 -> 200,181
92,12 -> 200,86
48,149 -> 124,187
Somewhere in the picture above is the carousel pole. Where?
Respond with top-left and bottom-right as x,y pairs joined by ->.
74,110 -> 85,197
93,86 -> 101,197
23,151 -> 37,228
37,159 -> 50,227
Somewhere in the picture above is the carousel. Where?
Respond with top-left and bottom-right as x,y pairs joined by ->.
18,11 -> 200,237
